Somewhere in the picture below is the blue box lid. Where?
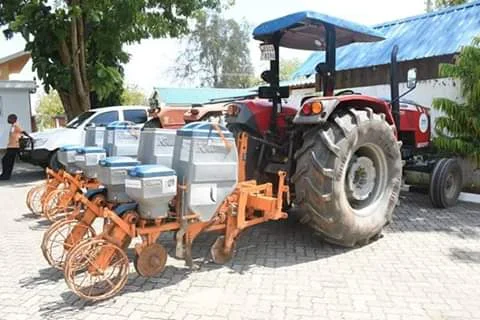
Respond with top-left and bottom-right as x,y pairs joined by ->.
60,145 -> 82,152
176,122 -> 233,138
99,156 -> 139,167
76,146 -> 106,154
128,164 -> 176,178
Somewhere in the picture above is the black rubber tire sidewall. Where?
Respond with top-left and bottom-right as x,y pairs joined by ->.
293,108 -> 402,247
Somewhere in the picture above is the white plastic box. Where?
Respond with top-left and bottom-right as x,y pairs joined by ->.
74,146 -> 107,179
97,157 -> 140,203
125,164 -> 177,219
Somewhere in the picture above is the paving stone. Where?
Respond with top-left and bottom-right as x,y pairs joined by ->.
1,169 -> 480,319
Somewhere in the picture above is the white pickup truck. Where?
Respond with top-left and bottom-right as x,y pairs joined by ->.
20,105 -> 149,169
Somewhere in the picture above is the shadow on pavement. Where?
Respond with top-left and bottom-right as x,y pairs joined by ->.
19,267 -> 64,289
393,192 -> 480,239
449,248 -> 480,264
37,266 -> 190,319
33,191 -> 480,313
36,216 -> 350,316
0,165 -> 44,188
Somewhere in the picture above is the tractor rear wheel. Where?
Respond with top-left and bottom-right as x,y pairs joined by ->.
293,108 -> 402,247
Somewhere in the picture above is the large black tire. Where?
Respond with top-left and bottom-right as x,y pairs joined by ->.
292,108 -> 403,247
429,158 -> 463,208
48,150 -> 63,171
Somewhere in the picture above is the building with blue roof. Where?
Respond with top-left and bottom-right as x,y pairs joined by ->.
150,87 -> 256,107
291,1 -> 480,89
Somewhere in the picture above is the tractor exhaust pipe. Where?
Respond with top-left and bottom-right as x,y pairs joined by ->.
390,45 -> 400,130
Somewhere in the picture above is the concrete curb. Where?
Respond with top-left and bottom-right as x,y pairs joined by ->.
403,184 -> 480,205
458,192 -> 480,204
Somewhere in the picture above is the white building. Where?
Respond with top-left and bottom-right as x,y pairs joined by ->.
0,51 -> 35,149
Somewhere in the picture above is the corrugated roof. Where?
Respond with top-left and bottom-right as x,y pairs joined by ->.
293,1 -> 480,78
152,87 -> 256,105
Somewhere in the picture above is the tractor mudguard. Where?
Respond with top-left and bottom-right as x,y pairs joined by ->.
114,203 -> 138,216
293,95 -> 395,126
85,188 -> 107,200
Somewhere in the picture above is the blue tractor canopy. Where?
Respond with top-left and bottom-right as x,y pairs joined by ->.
253,11 -> 385,51
252,11 -> 388,129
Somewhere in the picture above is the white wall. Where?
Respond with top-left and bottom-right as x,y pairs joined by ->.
289,78 -> 463,127
0,83 -> 33,149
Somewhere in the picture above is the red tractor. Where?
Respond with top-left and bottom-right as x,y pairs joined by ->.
225,12 -> 462,247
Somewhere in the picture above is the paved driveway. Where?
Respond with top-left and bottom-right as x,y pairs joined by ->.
0,166 -> 479,320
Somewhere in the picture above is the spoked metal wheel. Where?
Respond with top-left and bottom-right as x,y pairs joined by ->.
41,219 -> 96,270
42,189 -> 76,222
64,239 -> 130,301
26,184 -> 47,216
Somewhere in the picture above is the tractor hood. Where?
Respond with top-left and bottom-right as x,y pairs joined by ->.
253,11 -> 385,50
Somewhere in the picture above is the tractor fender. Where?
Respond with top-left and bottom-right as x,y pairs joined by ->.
293,95 -> 395,126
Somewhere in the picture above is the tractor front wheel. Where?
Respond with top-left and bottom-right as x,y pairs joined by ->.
429,158 -> 463,208
293,108 -> 402,247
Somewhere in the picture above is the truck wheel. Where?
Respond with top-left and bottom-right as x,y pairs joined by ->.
429,158 -> 462,208
48,151 -> 63,171
293,108 -> 402,247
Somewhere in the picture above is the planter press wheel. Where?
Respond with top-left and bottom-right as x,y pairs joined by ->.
210,236 -> 236,265
26,184 -> 46,216
64,239 -> 130,301
42,189 -> 76,222
133,243 -> 168,277
41,219 -> 96,270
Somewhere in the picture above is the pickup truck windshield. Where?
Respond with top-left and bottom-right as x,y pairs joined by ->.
66,111 -> 95,128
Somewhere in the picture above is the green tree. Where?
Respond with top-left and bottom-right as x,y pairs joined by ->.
175,11 -> 254,88
36,91 -> 64,130
279,58 -> 302,81
121,85 -> 147,105
426,0 -> 468,11
432,37 -> 480,163
0,0 -> 219,119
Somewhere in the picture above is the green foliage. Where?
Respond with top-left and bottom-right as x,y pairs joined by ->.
435,0 -> 468,8
35,91 -> 64,130
426,0 -> 468,11
279,58 -> 302,81
0,0 -> 220,118
121,85 -> 147,105
432,37 -> 480,162
175,11 -> 254,88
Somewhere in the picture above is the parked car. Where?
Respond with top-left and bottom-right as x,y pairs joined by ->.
19,105 -> 149,169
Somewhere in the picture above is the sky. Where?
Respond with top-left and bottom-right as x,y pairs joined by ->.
0,0 -> 426,109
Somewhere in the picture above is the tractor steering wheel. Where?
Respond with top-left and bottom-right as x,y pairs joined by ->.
335,89 -> 357,96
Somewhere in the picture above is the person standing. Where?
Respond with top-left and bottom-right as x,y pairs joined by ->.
0,114 -> 30,181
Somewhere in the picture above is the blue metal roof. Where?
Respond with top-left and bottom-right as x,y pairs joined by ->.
293,1 -> 480,78
153,87 -> 256,105
253,11 -> 385,50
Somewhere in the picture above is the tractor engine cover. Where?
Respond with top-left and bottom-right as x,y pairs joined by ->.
172,122 -> 238,221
